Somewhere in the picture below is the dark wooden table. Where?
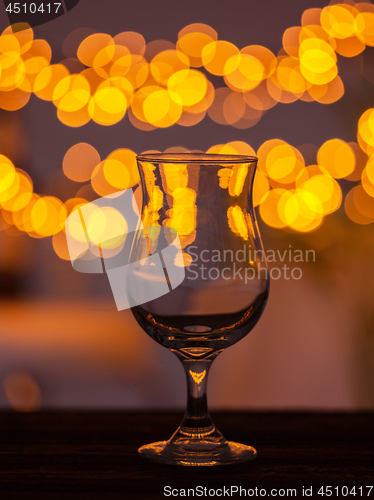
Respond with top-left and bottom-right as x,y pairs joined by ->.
0,412 -> 373,499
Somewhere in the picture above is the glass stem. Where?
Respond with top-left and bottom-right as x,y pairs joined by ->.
176,358 -> 221,439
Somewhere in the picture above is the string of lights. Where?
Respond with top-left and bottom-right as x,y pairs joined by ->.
1,1 -> 374,262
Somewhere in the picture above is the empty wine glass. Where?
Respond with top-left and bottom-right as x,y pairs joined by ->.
129,153 -> 269,466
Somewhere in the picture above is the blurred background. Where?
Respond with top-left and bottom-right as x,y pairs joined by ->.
1,0 -> 374,412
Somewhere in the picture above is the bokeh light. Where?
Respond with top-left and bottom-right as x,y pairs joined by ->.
30,196 -> 67,236
77,33 -> 115,68
3,372 -> 42,412
177,24 -> 217,67
224,53 -> 264,92
345,185 -> 374,224
2,10 -> 372,125
259,189 -> 288,229
317,139 -> 355,178
320,4 -> 359,40
361,156 -> 374,196
3,4 -> 374,259
202,41 -> 239,76
299,38 -> 337,85
104,149 -> 140,189
63,143 -> 101,182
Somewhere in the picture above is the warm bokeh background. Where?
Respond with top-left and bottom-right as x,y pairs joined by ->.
1,0 -> 374,411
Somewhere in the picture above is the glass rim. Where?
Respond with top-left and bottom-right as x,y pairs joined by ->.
136,153 -> 258,164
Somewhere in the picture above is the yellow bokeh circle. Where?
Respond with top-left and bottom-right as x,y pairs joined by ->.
317,139 -> 355,178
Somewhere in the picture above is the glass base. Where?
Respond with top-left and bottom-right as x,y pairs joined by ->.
138,440 -> 257,466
